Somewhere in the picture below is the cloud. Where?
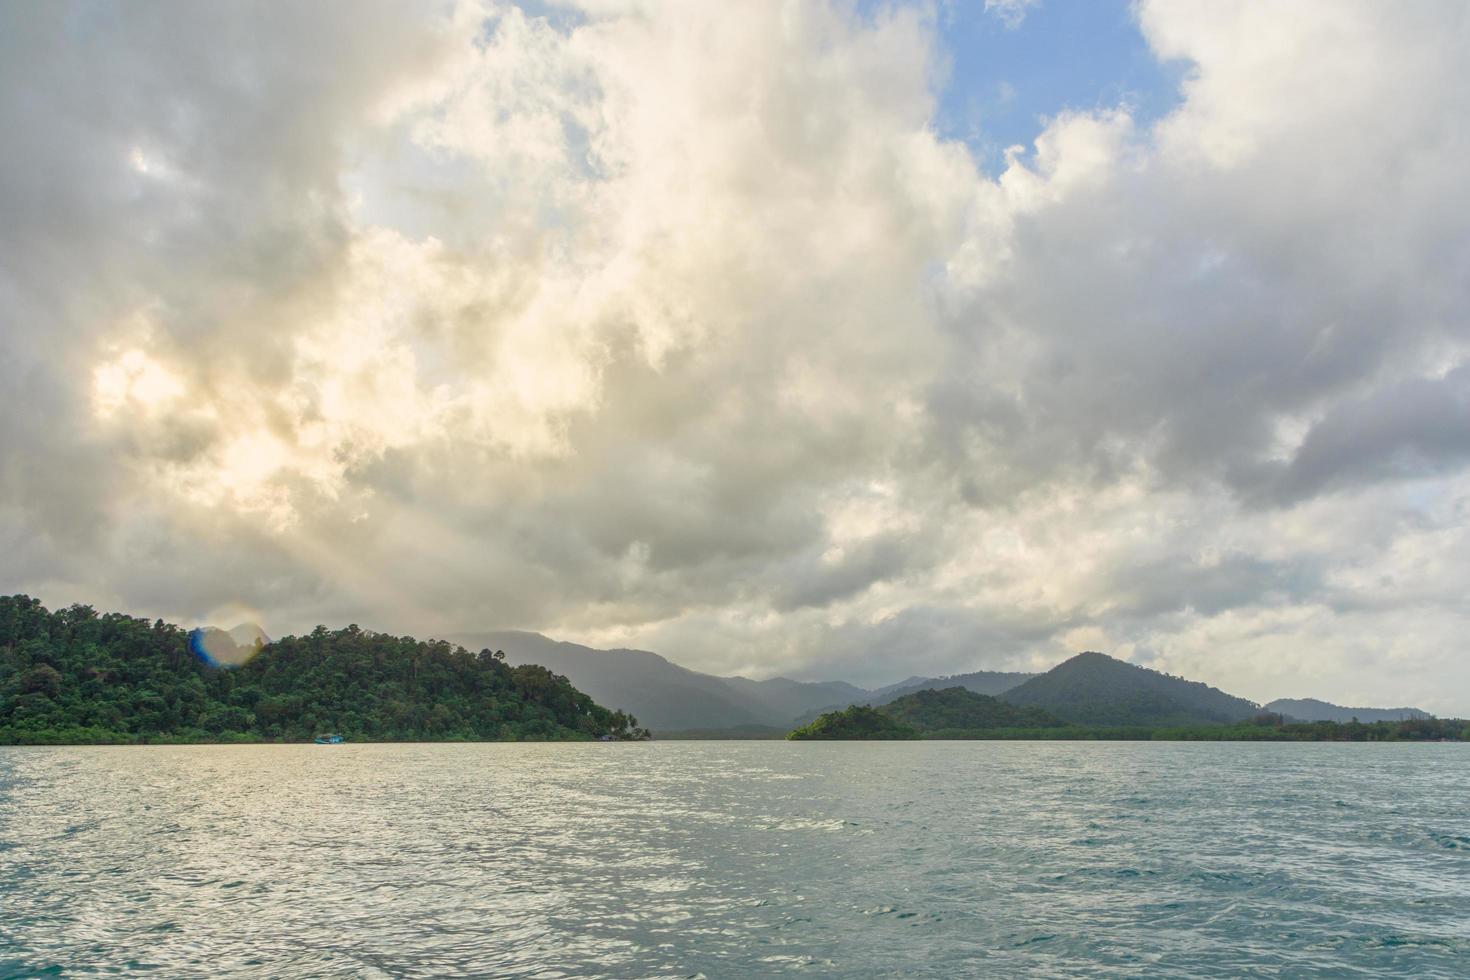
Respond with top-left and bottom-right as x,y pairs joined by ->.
983,0 -> 1041,30
1242,366 -> 1470,504
2,0 -> 1470,712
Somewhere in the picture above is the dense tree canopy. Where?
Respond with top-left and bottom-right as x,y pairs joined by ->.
786,705 -> 918,740
881,687 -> 1062,732
784,684 -> 1469,742
1001,652 -> 1261,726
0,595 -> 648,743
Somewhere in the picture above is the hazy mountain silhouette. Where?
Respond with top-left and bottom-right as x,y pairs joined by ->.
869,669 -> 1037,702
792,669 -> 1038,726
1264,698 -> 1430,723
447,631 -> 866,730
447,633 -> 1429,733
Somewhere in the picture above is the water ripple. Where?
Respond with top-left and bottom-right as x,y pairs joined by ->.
1,742 -> 1468,978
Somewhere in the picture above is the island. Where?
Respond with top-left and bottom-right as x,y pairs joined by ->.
788,656 -> 1470,742
0,595 -> 650,744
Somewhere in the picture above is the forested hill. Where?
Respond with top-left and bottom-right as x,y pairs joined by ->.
792,669 -> 1038,727
0,595 -> 648,744
788,687 -> 1063,740
1002,651 -> 1260,726
881,687 -> 1062,732
1263,698 -> 1431,724
787,705 -> 919,740
868,670 -> 1037,703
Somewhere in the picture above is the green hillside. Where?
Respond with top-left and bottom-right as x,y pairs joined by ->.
787,687 -> 1061,739
0,595 -> 647,743
869,669 -> 1037,703
1002,651 -> 1259,726
787,705 -> 918,740
881,686 -> 1062,732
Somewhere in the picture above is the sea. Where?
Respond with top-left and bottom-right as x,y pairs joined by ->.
2,741 -> 1467,978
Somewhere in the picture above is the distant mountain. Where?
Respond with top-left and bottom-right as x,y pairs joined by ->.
719,675 -> 869,724
864,675 -> 934,701
1002,652 -> 1259,727
1264,698 -> 1431,723
871,669 -> 1036,703
461,633 -> 1421,734
447,631 -> 868,731
791,668 -> 1038,726
881,687 -> 1062,733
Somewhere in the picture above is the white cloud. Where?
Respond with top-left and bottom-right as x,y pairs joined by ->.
984,0 -> 1041,30
2,0 -> 1470,711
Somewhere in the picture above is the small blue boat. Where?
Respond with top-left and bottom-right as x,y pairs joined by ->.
313,734 -> 343,745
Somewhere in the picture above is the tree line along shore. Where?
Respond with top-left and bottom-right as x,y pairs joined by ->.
786,686 -> 1469,742
0,596 -> 649,744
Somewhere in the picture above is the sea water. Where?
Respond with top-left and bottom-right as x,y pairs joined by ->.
1,741 -> 1467,978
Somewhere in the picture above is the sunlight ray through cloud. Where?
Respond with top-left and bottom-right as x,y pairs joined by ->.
2,0 -> 1470,711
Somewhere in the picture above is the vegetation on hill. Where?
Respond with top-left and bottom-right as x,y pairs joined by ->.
874,670 -> 1037,703
910,716 -> 1470,742
787,688 -> 1061,739
794,670 -> 1038,727
0,595 -> 648,744
787,705 -> 918,740
1154,716 -> 1469,741
783,662 -> 1469,742
881,687 -> 1062,732
1002,651 -> 1260,726
449,631 -> 867,731
786,712 -> 1470,743
1263,698 -> 1430,724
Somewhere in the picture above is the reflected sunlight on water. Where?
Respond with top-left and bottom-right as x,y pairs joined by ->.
1,742 -> 1468,978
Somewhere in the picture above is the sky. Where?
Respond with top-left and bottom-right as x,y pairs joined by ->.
3,1 -> 1470,712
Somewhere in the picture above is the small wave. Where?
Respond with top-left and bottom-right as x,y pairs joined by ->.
57,820 -> 101,838
1009,933 -> 1058,948
862,906 -> 921,921
764,817 -> 850,832
1,964 -> 64,978
1362,934 -> 1466,952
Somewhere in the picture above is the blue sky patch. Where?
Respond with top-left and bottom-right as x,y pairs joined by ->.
929,0 -> 1189,173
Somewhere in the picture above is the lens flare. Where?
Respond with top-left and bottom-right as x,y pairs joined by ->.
188,624 -> 268,668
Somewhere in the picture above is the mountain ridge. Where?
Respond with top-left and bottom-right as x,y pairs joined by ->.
450,632 -> 1435,732
1001,651 -> 1261,727
1264,698 -> 1432,723
449,631 -> 1040,731
448,631 -> 859,730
